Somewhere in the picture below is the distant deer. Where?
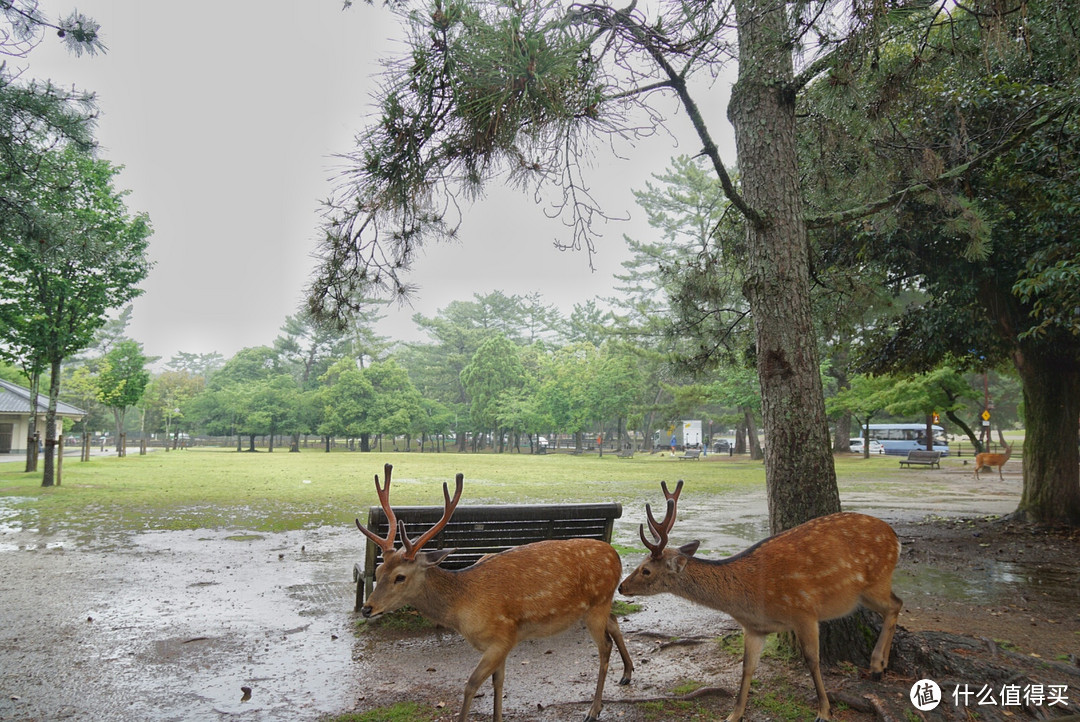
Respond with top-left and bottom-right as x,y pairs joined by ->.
355,464 -> 633,722
619,481 -> 902,722
975,430 -> 1013,481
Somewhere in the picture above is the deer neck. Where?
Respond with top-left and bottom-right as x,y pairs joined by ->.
675,555 -> 755,616
407,566 -> 472,629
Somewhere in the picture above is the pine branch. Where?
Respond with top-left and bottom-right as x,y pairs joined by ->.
806,103 -> 1069,230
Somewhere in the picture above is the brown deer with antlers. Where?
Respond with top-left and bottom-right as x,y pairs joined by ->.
975,430 -> 1014,481
619,481 -> 902,722
355,464 -> 633,722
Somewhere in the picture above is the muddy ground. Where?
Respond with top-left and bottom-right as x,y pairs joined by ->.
1,459 -> 1078,722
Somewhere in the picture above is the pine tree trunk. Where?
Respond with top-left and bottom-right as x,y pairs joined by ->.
730,0 -> 853,663
1013,349 -> 1080,525
729,0 -> 840,535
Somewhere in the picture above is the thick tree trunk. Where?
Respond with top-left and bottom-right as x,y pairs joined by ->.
729,0 -> 840,535
1013,350 -> 1080,525
729,0 -> 847,663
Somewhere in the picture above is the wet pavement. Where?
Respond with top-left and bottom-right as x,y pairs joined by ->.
0,525 -> 359,721
1,461 -> 1074,721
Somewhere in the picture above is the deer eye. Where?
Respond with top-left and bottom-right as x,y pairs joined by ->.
394,574 -> 407,584
641,568 -> 651,577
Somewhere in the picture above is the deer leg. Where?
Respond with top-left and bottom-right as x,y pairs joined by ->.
606,614 -> 633,685
861,589 -> 903,678
727,629 -> 766,722
459,646 -> 510,722
584,607 -> 614,721
792,620 -> 830,722
492,659 -> 506,722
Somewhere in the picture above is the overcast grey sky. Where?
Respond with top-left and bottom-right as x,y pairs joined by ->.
25,0 -> 736,363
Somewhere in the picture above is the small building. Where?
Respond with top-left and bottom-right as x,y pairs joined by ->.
0,379 -> 86,455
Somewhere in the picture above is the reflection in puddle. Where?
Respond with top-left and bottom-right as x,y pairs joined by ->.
0,541 -> 65,552
894,555 -> 1080,607
0,496 -> 36,536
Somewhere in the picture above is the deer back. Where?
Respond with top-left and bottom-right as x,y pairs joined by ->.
622,512 -> 900,631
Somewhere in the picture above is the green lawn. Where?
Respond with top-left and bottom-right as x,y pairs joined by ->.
0,447 -> 904,537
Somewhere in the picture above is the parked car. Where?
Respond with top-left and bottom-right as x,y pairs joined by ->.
850,438 -> 885,454
712,438 -> 733,453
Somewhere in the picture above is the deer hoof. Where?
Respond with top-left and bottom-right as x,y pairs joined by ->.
618,675 -> 631,686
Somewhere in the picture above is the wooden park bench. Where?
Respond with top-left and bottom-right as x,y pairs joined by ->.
353,502 -> 623,610
898,450 -> 942,469
616,448 -> 634,459
678,448 -> 701,461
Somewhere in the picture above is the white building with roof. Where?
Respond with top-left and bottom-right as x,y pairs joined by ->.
0,379 -> 86,455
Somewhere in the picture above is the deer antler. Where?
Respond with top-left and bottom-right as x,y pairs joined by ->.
355,463 -> 398,553
640,479 -> 683,558
400,473 -> 464,559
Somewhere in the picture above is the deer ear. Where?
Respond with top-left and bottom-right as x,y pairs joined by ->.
678,541 -> 701,557
419,548 -> 455,567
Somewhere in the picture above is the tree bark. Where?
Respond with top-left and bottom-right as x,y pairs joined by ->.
1012,349 -> 1080,525
25,371 -> 40,473
729,0 -> 840,535
740,406 -> 763,461
40,359 -> 62,487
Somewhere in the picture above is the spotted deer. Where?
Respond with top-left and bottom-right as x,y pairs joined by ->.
355,464 -> 633,722
618,481 -> 902,722
975,430 -> 1013,481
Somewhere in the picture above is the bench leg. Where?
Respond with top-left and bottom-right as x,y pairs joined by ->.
353,562 -> 365,612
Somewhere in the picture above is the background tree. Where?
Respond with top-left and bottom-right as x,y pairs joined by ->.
460,333 -> 524,452
164,351 -> 225,379
95,338 -> 150,452
142,369 -> 205,450
363,360 -> 424,451
319,357 -> 375,451
805,2 -> 1080,524
0,70 -> 97,471
192,347 -> 280,450
826,374 -> 898,458
0,145 -> 151,485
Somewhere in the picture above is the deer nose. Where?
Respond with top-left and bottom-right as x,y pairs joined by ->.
361,605 -> 375,618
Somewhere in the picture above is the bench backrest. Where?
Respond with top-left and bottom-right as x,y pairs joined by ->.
362,503 -> 623,573
907,450 -> 941,459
